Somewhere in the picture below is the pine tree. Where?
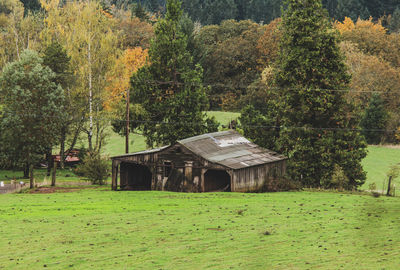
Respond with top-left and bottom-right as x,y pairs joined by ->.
360,94 -> 388,145
275,0 -> 367,188
131,0 -> 217,147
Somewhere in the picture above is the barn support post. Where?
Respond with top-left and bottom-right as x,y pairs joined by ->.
201,168 -> 207,192
227,170 -> 234,192
112,160 -> 119,191
184,161 -> 193,180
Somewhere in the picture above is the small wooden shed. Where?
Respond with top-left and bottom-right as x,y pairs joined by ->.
111,130 -> 287,192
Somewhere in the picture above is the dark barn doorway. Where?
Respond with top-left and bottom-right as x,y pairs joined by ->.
121,163 -> 152,191
204,170 -> 231,192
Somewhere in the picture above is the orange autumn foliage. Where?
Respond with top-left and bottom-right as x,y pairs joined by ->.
334,17 -> 400,67
105,47 -> 148,110
334,17 -> 386,35
334,17 -> 355,33
256,18 -> 282,71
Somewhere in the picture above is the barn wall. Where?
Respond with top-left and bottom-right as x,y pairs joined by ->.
113,144 -> 226,192
232,160 -> 286,192
157,144 -> 206,192
112,144 -> 287,193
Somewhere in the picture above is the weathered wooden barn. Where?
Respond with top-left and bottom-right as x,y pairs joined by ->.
111,130 -> 287,192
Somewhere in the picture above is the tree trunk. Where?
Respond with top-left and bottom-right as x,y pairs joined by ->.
23,163 -> 29,179
126,88 -> 130,154
29,164 -> 35,189
46,147 -> 52,176
88,25 -> 93,152
60,126 -> 66,169
51,160 -> 57,187
65,117 -> 84,161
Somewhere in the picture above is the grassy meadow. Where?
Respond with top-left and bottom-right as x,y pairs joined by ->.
1,111 -> 400,191
1,111 -> 400,269
1,189 -> 399,269
361,146 -> 400,191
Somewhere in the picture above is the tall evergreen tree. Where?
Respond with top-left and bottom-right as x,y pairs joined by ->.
274,0 -> 367,188
131,0 -> 218,147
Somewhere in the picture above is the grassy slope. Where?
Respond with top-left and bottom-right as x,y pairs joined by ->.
0,189 -> 399,269
206,111 -> 241,127
361,146 -> 400,190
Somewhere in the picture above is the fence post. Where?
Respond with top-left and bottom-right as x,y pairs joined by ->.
51,160 -> 57,187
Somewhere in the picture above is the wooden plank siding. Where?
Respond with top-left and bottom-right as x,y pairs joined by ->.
232,161 -> 287,192
111,131 -> 287,193
112,143 -> 286,193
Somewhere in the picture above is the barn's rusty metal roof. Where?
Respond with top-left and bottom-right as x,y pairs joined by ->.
112,131 -> 287,169
178,130 -> 287,169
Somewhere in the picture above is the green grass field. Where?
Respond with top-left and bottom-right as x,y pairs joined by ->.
0,189 -> 399,269
361,146 -> 400,191
1,111 -> 400,269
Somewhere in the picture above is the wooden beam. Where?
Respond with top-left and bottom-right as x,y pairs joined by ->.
112,161 -> 118,191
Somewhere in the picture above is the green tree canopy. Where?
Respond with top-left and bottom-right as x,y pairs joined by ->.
0,50 -> 65,184
195,19 -> 264,110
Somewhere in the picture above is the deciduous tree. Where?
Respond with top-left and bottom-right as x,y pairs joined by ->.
196,19 -> 264,109
0,50 -> 64,188
106,47 -> 148,153
0,0 -> 43,70
257,18 -> 281,70
335,17 -> 400,68
41,0 -> 119,153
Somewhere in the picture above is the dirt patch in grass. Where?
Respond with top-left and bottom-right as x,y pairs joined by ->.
29,186 -> 99,194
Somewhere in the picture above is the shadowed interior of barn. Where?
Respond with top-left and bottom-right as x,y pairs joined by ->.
111,131 -> 287,193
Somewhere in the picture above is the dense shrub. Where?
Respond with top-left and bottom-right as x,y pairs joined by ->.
262,176 -> 301,192
331,164 -> 349,191
75,152 -> 110,185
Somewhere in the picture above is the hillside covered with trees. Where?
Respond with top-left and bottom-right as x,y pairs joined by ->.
1,0 -> 400,189
18,0 -> 400,25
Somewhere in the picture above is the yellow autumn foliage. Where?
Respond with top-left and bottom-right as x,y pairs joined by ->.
105,47 -> 149,111
335,17 -> 386,35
